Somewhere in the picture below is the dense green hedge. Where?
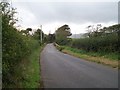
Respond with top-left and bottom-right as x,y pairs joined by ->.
1,2 -> 41,87
2,26 -> 39,87
71,33 -> 118,53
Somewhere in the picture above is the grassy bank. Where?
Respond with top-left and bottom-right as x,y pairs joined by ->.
5,44 -> 45,88
55,44 -> 118,68
19,44 -> 45,88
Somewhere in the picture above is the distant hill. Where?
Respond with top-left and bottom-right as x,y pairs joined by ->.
69,33 -> 86,38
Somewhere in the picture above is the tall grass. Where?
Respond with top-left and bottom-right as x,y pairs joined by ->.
20,46 -> 42,88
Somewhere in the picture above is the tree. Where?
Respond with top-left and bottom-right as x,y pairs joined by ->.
92,24 -> 102,37
20,28 -> 32,36
48,34 -> 55,43
86,25 -> 92,37
86,24 -> 102,37
1,1 -> 17,27
32,28 -> 44,43
55,24 -> 72,45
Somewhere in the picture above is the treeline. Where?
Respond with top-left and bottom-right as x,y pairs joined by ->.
54,24 -> 119,54
1,2 -> 42,87
70,24 -> 119,53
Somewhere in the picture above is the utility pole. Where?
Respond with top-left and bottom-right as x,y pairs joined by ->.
40,25 -> 42,44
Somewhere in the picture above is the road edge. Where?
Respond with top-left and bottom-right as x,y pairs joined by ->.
53,43 -> 118,69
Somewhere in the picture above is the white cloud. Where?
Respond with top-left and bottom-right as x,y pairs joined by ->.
12,1 -> 118,34
40,22 -> 117,34
13,4 -> 39,29
12,0 -> 119,2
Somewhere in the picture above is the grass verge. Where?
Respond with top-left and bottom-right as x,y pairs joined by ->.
55,45 -> 118,68
19,44 -> 45,88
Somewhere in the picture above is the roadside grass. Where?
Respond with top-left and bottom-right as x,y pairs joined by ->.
19,44 -> 45,88
64,46 -> 118,60
59,46 -> 118,68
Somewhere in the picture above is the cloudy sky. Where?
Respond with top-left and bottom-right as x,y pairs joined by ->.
12,0 -> 119,34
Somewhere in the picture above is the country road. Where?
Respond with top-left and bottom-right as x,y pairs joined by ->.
40,43 -> 118,88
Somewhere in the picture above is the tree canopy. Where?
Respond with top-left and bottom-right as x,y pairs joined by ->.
55,24 -> 72,45
86,24 -> 120,38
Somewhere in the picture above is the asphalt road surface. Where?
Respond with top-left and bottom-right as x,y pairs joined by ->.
40,44 -> 118,88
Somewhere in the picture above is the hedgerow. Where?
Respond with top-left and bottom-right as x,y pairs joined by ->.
2,2 -> 40,87
71,33 -> 118,53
